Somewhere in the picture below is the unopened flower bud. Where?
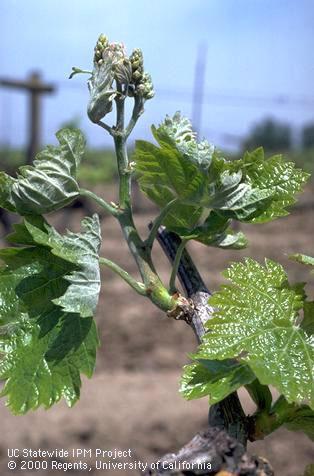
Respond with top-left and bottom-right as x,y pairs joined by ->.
93,34 -> 109,65
139,72 -> 154,100
131,59 -> 141,70
132,69 -> 142,82
130,48 -> 144,84
96,41 -> 105,50
137,84 -> 145,93
98,34 -> 107,44
145,89 -> 155,100
130,48 -> 143,65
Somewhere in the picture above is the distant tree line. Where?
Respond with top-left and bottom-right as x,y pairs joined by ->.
242,118 -> 314,153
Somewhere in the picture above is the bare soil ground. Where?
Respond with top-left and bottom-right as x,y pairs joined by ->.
0,184 -> 313,475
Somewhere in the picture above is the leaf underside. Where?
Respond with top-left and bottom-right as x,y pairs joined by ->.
0,128 -> 85,215
180,359 -> 255,403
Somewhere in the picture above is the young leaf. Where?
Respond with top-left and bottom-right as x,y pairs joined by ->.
134,115 -> 251,247
134,139 -> 208,207
194,258 -> 314,409
208,169 -> 273,220
239,149 -> 310,223
270,395 -> 314,441
0,128 -> 85,215
152,111 -> 214,171
200,227 -> 247,250
302,302 -> 314,337
9,215 -> 102,318
172,211 -> 248,250
0,312 -> 98,414
0,173 -> 16,212
134,114 -> 308,250
289,255 -> 314,336
0,216 -> 101,414
87,47 -> 116,123
301,464 -> 314,476
180,359 -> 255,403
284,404 -> 314,441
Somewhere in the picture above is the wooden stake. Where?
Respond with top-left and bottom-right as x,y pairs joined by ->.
0,71 -> 55,163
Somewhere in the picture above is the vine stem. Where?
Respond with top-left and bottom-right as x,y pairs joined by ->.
90,68 -> 250,451
79,188 -> 118,217
99,257 -> 147,296
114,134 -> 131,209
109,91 -> 183,313
155,227 -> 248,446
114,89 -> 131,210
169,238 -> 188,294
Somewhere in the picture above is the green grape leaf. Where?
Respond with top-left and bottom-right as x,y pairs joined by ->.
194,258 -> 314,409
239,148 -> 309,223
9,215 -> 102,318
134,115 -> 272,218
270,396 -> 314,441
173,212 -> 248,250
134,137 -> 207,233
302,302 -> 314,337
284,405 -> 314,441
180,358 -> 255,403
134,115 -> 308,249
87,48 -> 117,123
0,216 -> 101,414
210,147 -> 308,222
0,311 -> 98,414
134,139 -> 207,206
200,228 -> 247,250
301,464 -> 314,476
134,114 -> 259,246
151,111 -> 215,171
208,169 -> 273,220
0,128 -> 85,215
0,173 -> 16,212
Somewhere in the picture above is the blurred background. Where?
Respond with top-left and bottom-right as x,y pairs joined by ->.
0,1 -> 313,475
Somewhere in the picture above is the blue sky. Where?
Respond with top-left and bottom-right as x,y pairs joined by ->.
0,0 -> 313,150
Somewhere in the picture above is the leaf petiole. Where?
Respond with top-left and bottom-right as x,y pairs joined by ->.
97,121 -> 115,136
146,198 -> 179,251
79,188 -> 119,217
99,257 -> 147,296
69,67 -> 93,79
125,95 -> 144,139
